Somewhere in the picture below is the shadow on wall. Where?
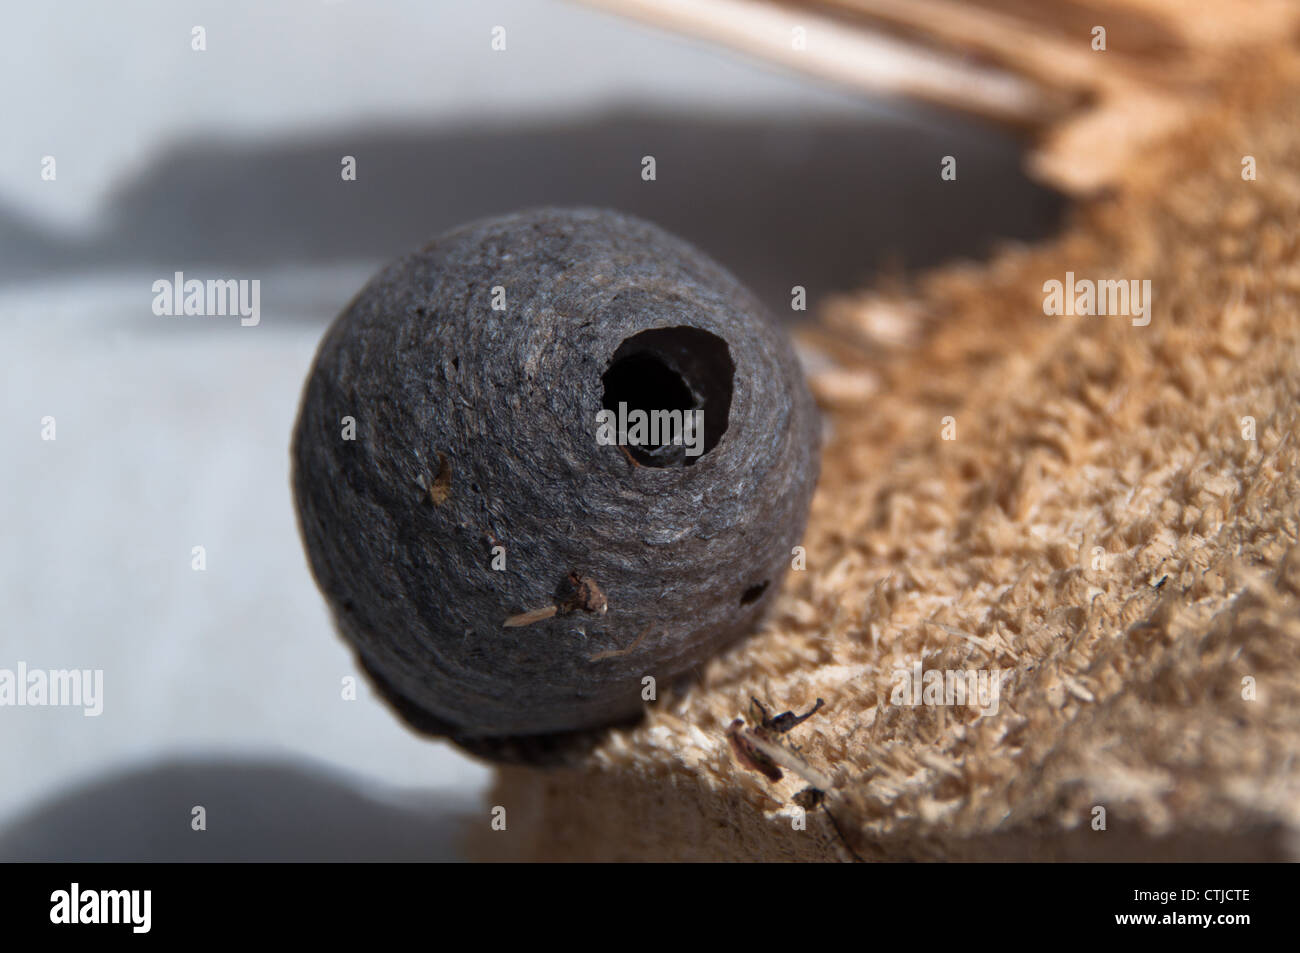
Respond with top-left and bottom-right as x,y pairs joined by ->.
0,758 -> 478,862
0,109 -> 1064,314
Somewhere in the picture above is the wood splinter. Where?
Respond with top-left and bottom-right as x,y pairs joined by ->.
588,625 -> 652,662
503,605 -> 560,628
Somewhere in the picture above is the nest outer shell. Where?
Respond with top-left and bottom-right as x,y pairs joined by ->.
291,207 -> 820,756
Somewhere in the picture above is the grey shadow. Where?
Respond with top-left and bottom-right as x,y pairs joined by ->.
0,108 -> 1064,317
0,758 -> 477,862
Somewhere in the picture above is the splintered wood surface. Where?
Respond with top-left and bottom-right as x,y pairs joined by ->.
580,0 -> 1300,194
474,6 -> 1300,861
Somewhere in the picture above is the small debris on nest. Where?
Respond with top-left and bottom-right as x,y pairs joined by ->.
556,571 -> 607,615
504,572 -> 608,628
588,625 -> 652,662
428,453 -> 452,505
415,452 -> 452,505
